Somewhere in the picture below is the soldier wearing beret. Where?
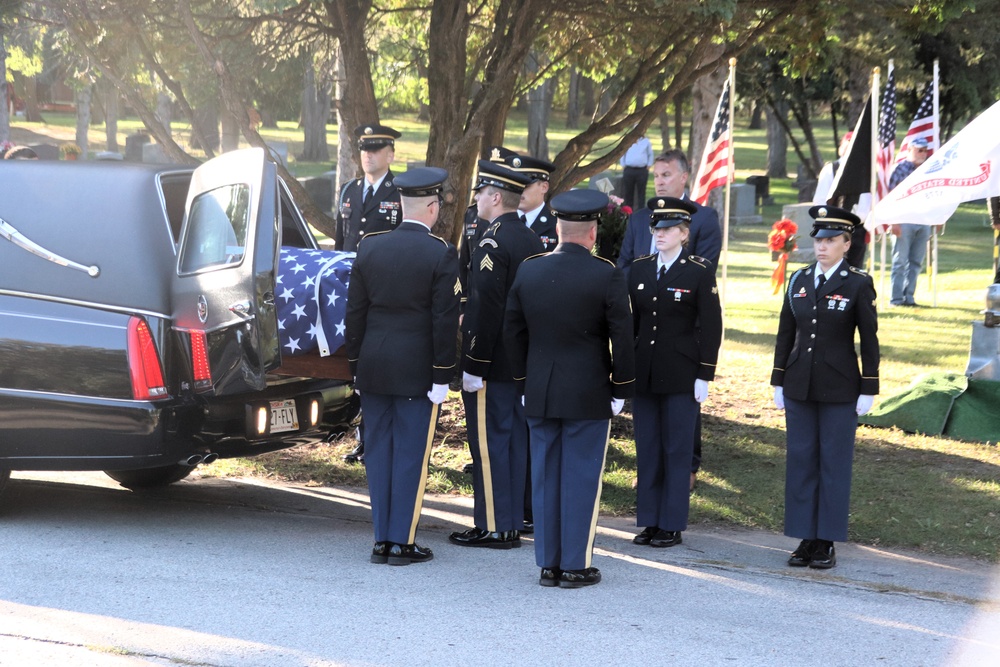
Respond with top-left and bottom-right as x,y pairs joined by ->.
339,123 -> 403,464
771,205 -> 880,570
628,197 -> 722,550
345,166 -> 461,566
451,159 -> 544,550
504,189 -> 635,588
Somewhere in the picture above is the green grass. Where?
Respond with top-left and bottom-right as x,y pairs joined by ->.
14,112 -> 1000,561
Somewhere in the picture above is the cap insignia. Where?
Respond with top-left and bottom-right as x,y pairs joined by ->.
512,157 -> 522,167
657,199 -> 665,207
364,126 -> 373,135
818,207 -> 827,218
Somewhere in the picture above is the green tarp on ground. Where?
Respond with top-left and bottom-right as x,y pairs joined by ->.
859,371 -> 1000,443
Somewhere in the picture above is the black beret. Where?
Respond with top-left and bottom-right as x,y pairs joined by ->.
550,189 -> 609,222
808,205 -> 861,238
504,154 -> 555,182
648,196 -> 697,229
486,146 -> 518,163
472,159 -> 532,194
355,123 -> 401,150
394,166 -> 448,197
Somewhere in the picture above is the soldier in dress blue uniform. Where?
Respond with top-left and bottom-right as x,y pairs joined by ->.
771,205 -> 880,570
344,167 -> 461,566
628,197 -> 722,549
339,123 -> 403,464
504,189 -> 635,588
335,123 -> 403,253
450,159 -> 544,550
506,153 -> 559,252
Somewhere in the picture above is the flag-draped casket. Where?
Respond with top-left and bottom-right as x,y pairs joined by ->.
273,246 -> 355,379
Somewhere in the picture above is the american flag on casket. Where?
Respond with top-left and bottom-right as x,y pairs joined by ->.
276,247 -> 354,357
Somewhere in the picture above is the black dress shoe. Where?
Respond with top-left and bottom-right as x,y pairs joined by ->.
343,441 -> 365,464
387,542 -> 434,566
449,526 -> 484,542
809,541 -> 837,569
559,567 -> 602,588
521,520 -> 534,534
632,526 -> 658,545
787,539 -> 817,567
539,567 -> 562,587
649,529 -> 682,548
449,528 -> 521,549
371,541 -> 391,564
462,462 -> 475,474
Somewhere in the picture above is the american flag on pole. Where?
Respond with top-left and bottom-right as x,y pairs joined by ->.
690,78 -> 731,206
875,66 -> 897,201
895,84 -> 937,164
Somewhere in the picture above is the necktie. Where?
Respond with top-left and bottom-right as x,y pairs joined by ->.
364,184 -> 374,204
519,213 -> 527,224
658,265 -> 666,285
817,273 -> 827,290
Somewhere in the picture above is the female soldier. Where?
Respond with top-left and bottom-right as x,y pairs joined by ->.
628,197 -> 722,548
771,205 -> 879,569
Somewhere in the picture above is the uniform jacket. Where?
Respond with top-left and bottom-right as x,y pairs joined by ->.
504,242 -> 635,420
335,170 -> 401,252
616,199 -> 722,272
526,203 -> 558,252
628,251 -> 722,394
345,221 -> 461,396
770,261 -> 880,402
459,205 -> 487,310
462,212 -> 545,381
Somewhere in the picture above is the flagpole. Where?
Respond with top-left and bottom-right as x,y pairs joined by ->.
720,57 -> 735,353
931,58 -> 941,308
871,67 -> 887,309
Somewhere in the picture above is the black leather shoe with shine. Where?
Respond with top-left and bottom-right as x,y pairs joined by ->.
787,539 -> 817,567
809,541 -> 837,569
539,567 -> 562,587
371,541 -> 391,564
343,441 -> 365,464
633,526 -> 658,545
649,529 -> 682,548
449,528 -> 521,549
521,520 -> 534,534
448,526 -> 485,543
387,542 -> 434,565
559,567 -> 602,588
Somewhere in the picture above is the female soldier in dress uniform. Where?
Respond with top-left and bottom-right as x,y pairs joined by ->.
628,197 -> 722,548
771,205 -> 880,569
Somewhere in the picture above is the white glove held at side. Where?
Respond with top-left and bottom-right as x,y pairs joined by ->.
694,379 -> 709,404
611,398 -> 624,416
462,372 -> 484,393
856,394 -> 874,416
427,383 -> 449,405
773,386 -> 785,410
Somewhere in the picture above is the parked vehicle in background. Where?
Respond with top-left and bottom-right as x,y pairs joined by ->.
0,148 -> 357,501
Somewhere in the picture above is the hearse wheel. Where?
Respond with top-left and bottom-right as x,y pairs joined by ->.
104,464 -> 194,490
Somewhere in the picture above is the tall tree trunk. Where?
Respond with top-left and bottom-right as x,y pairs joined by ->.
566,67 -> 579,129
0,26 -> 9,145
191,103 -> 219,153
220,107 -> 240,152
12,71 -> 43,123
155,92 -> 172,130
689,62 -> 726,171
580,75 -> 595,119
657,108 -> 670,151
415,55 -> 430,122
75,86 -> 92,159
334,43 -> 358,199
673,91 -> 685,153
301,58 -> 331,162
525,52 -> 551,160
766,99 -> 789,178
104,80 -> 119,153
748,99 -> 764,129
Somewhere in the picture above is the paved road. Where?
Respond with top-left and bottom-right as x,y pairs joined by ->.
1,470 -> 997,666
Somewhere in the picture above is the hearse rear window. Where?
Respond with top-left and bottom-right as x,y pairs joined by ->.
179,184 -> 250,273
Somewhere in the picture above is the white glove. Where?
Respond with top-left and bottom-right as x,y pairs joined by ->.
694,379 -> 709,404
521,395 -> 525,407
427,383 -> 449,405
353,378 -> 360,397
462,372 -> 484,393
773,386 -> 784,410
856,394 -> 874,416
611,398 -> 624,416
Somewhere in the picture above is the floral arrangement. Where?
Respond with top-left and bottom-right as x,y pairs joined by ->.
596,194 -> 632,260
767,218 -> 798,294
60,142 -> 83,160
0,140 -> 14,157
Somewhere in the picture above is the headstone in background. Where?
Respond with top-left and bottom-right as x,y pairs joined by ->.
124,132 -> 150,162
141,142 -> 169,164
794,163 -> 818,203
298,175 -> 334,214
745,174 -> 773,206
589,171 -> 622,194
406,160 -> 426,170
28,144 -> 59,161
730,183 -> 762,224
783,202 -> 816,263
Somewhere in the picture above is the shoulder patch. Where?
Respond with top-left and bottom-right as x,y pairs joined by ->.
479,237 -> 499,249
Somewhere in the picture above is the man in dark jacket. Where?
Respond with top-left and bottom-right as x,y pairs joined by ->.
345,167 -> 461,566
504,189 -> 635,588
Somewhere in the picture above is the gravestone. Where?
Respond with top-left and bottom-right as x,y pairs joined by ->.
28,144 -> 59,161
298,175 -> 335,214
730,183 -> 762,224
589,170 -> 622,195
95,151 -> 123,161
783,202 -> 816,263
141,142 -> 170,164
124,132 -> 150,162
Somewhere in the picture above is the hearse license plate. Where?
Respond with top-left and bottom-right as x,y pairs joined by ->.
270,399 -> 299,433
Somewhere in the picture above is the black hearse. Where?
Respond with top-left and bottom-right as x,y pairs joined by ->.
0,148 -> 356,497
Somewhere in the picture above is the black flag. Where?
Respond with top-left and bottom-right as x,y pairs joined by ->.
828,96 -> 873,206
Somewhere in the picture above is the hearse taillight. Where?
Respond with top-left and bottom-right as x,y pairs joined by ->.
127,316 -> 168,400
189,330 -> 212,391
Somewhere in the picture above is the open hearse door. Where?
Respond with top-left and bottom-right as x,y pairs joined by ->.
172,147 -> 282,395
